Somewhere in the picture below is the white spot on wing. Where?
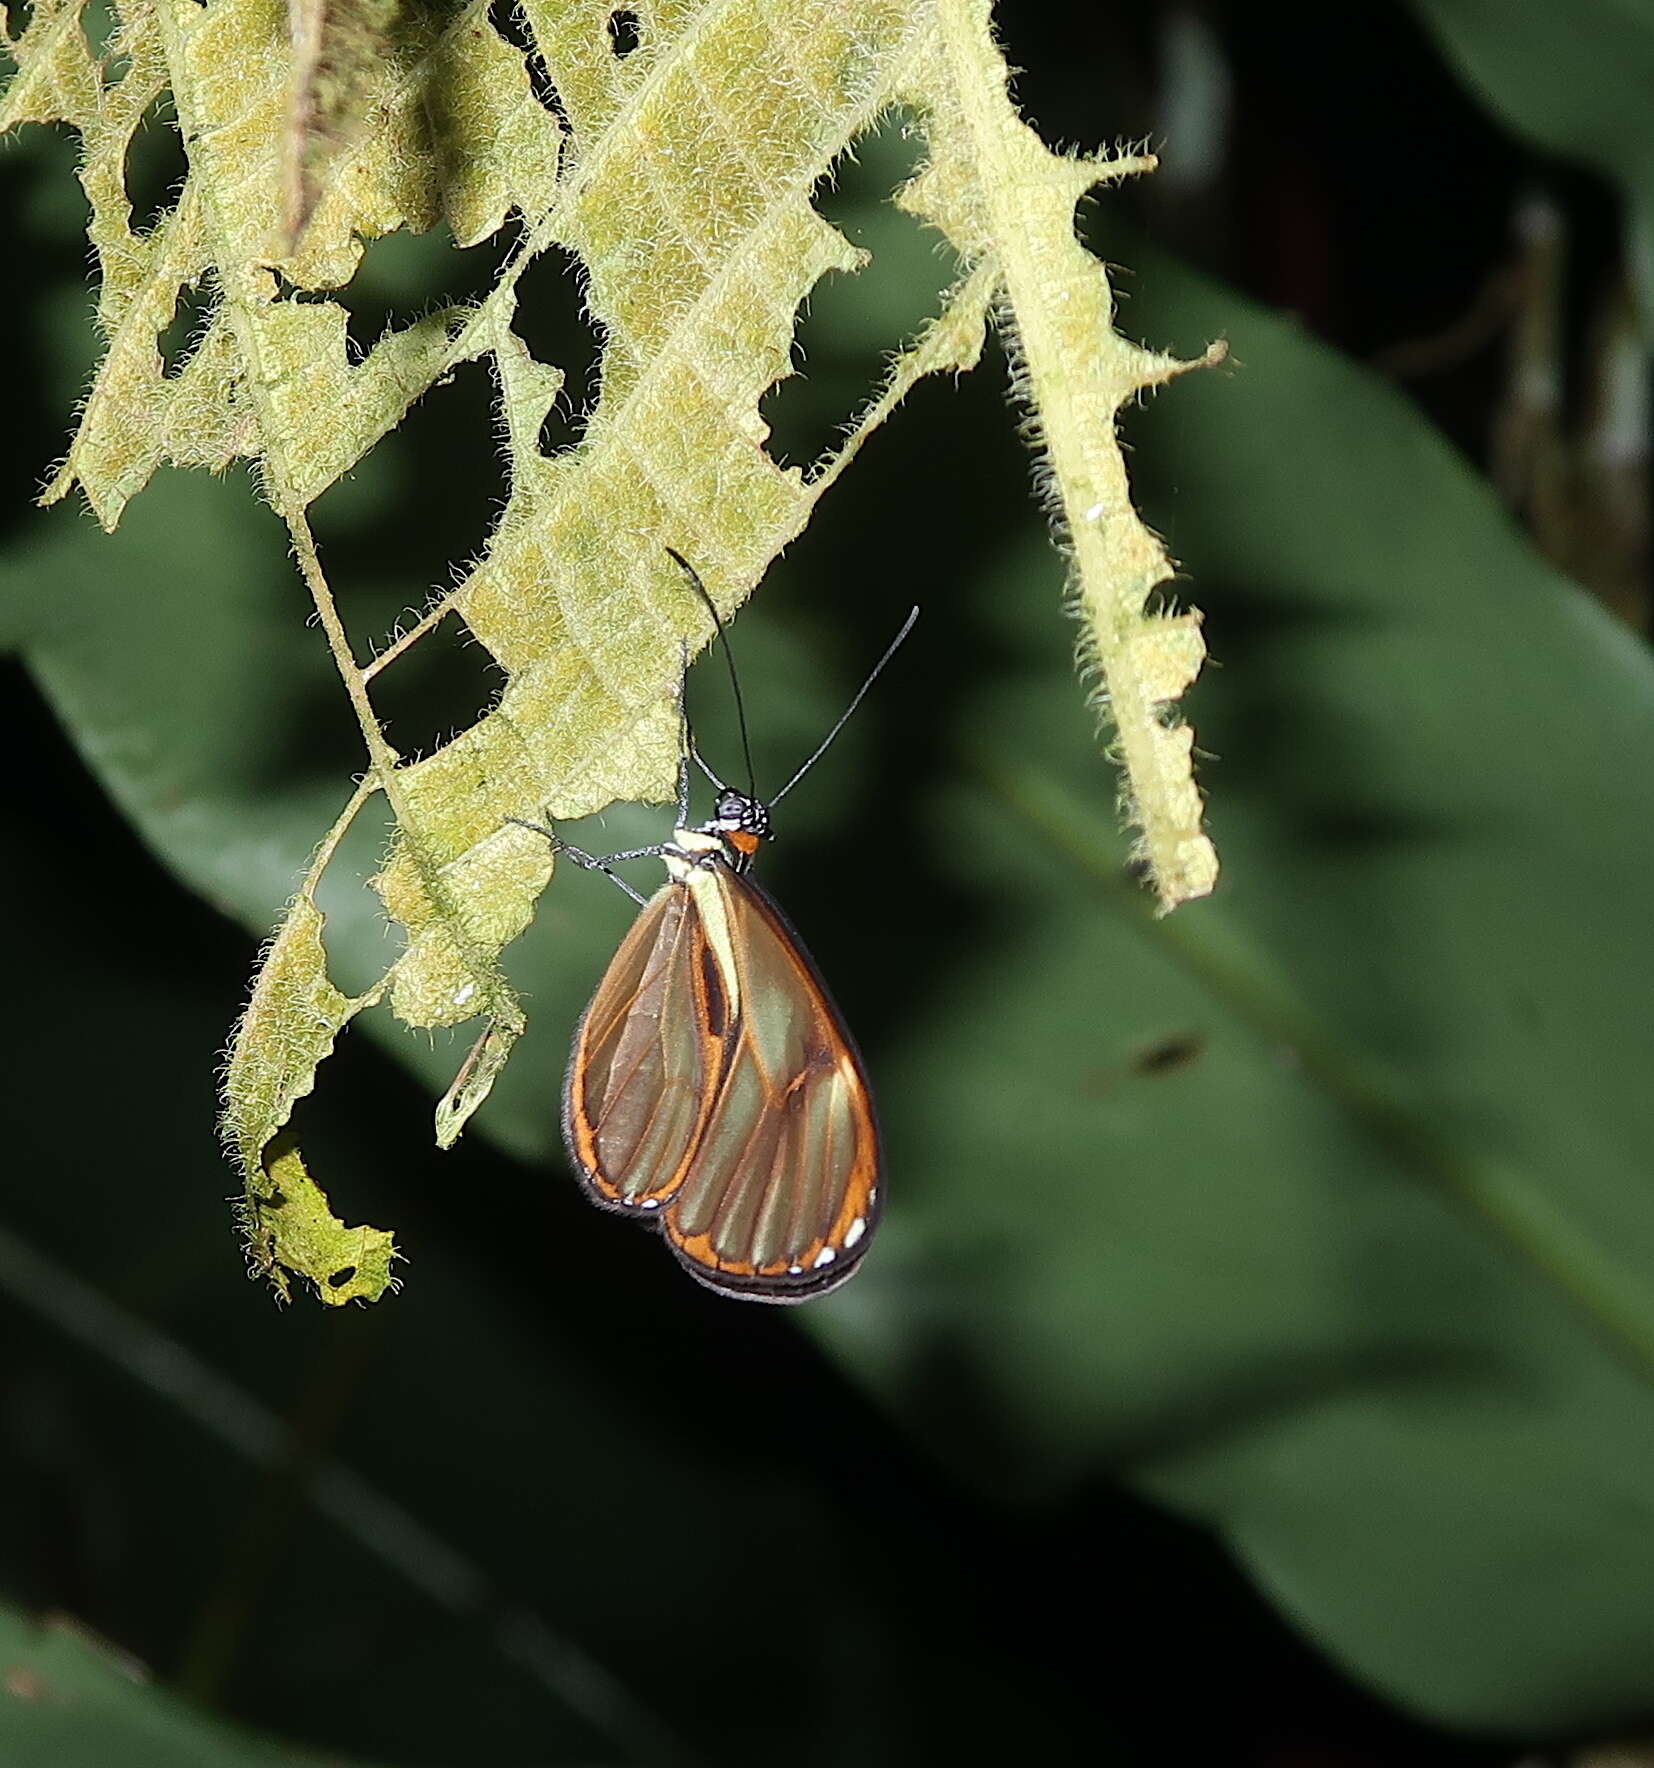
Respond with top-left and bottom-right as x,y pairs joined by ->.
639,1198 -> 660,1211
788,1264 -> 803,1275
812,1246 -> 837,1269
843,1217 -> 866,1249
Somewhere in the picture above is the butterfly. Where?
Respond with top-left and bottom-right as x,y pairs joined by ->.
516,553 -> 915,1302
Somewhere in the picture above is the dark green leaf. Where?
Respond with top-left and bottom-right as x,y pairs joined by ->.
818,242 -> 1654,1733
0,1609 -> 378,1765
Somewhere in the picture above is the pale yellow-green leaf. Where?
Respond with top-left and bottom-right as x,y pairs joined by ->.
4,0 -> 1222,1300
372,819 -> 551,1030
252,1134 -> 400,1306
424,7 -> 565,248
218,800 -> 394,1303
488,302 -> 567,486
253,299 -> 478,508
901,0 -> 1223,910
435,1017 -> 521,1150
0,0 -> 103,131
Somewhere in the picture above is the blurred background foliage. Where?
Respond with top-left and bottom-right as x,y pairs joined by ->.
2,0 -> 1653,1763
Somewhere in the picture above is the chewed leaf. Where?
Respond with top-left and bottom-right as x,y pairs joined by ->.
435,1017 -> 520,1150
254,301 -> 479,507
0,0 -> 104,131
898,7 -> 1225,910
221,887 -> 370,1161
252,1134 -> 398,1306
220,798 -> 391,1300
372,817 -> 551,1030
424,8 -> 565,248
6,0 -> 1225,1297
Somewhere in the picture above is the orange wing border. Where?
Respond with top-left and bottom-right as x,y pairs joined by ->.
660,868 -> 882,1304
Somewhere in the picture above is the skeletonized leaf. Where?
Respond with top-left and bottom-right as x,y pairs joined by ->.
220,813 -> 393,1303
900,0 -> 1224,909
4,0 -> 1222,1297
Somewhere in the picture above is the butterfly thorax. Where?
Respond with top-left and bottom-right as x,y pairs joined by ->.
657,792 -> 771,1024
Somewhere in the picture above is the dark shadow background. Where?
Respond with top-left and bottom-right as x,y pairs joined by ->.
0,1 -> 1641,1764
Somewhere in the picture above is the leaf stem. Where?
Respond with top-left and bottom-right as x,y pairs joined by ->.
282,504 -> 523,1027
306,772 -> 381,883
362,594 -> 462,682
285,504 -> 400,776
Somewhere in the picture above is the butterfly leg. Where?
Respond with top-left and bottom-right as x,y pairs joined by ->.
550,843 -> 653,907
504,818 -> 658,908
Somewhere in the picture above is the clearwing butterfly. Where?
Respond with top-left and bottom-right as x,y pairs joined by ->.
516,553 -> 917,1303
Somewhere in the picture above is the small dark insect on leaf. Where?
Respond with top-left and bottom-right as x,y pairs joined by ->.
326,1266 -> 358,1288
606,8 -> 641,56
1132,1033 -> 1206,1076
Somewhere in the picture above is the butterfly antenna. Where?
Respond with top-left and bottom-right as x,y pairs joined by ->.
666,547 -> 756,799
772,605 -> 919,804
689,738 -> 726,791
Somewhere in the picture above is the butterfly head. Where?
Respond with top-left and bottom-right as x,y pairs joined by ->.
702,788 -> 771,866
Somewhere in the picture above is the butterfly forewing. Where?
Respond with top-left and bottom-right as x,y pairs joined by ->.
564,885 -> 721,1211
661,868 -> 879,1301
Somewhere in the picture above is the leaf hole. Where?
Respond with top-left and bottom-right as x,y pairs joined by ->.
156,273 -> 214,377
487,0 -> 563,118
326,1266 -> 358,1288
309,353 -> 508,673
605,8 -> 640,57
990,6 -> 1153,171
515,243 -> 608,457
259,1130 -> 299,1176
124,92 -> 188,235
368,598 -> 503,762
317,224 -> 514,363
310,800 -> 399,995
759,112 -> 956,481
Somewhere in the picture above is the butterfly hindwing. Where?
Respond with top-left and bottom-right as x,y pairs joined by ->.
661,867 -> 880,1302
